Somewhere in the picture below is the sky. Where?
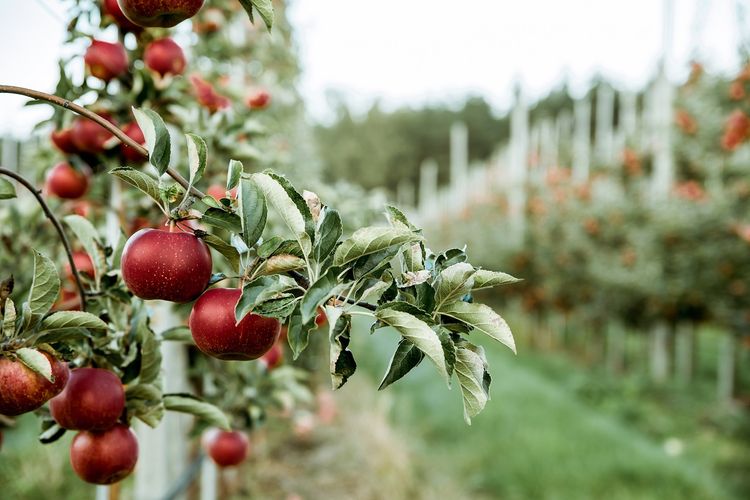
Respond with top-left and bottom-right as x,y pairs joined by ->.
0,0 -> 745,135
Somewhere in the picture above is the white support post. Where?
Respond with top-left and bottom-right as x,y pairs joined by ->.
649,322 -> 670,383
396,178 -> 415,210
619,91 -> 638,144
717,335 -> 736,403
200,459 -> 219,500
528,124 -> 541,185
595,84 -> 615,165
450,122 -> 469,212
573,97 -> 591,183
508,86 -> 529,246
650,66 -> 674,199
554,110 -> 572,168
135,302 -> 192,500
539,119 -> 555,174
418,158 -> 439,224
1,137 -> 18,171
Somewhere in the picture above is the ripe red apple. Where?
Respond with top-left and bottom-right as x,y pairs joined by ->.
0,352 -> 69,416
45,163 -> 90,200
54,287 -> 82,312
64,251 -> 95,282
121,228 -> 213,303
189,288 -> 280,360
207,184 -> 237,201
315,308 -> 327,327
84,40 -> 129,82
51,128 -> 79,154
117,0 -> 205,28
70,424 -> 138,484
190,75 -> 230,113
50,368 -> 124,430
144,38 -> 186,78
70,117 -> 114,154
202,429 -> 249,468
246,89 -> 271,110
102,0 -> 142,32
260,342 -> 283,370
193,7 -> 225,33
121,122 -> 146,163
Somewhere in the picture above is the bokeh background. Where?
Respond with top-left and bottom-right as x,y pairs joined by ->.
1,1 -> 750,499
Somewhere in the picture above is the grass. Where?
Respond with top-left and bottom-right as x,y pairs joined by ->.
349,315 -> 740,500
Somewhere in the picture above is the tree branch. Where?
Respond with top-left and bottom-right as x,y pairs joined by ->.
0,85 -> 206,199
0,168 -> 87,311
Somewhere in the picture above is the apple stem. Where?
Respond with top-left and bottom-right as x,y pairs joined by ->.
0,167 -> 88,311
0,85 -> 206,199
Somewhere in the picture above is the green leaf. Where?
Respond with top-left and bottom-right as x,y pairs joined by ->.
287,306 -> 315,359
300,269 -> 347,324
327,308 -> 355,389
126,383 -> 162,401
239,177 -> 266,248
200,208 -> 242,232
63,215 -> 106,287
455,344 -> 490,424
252,296 -> 298,319
2,299 -> 16,338
0,177 -> 16,199
257,254 -> 306,276
132,107 -> 171,175
374,306 -> 449,384
16,348 -> 54,383
39,422 -> 66,444
252,172 -> 314,256
378,338 -> 424,390
434,263 -> 476,311
160,326 -> 194,343
238,0 -> 274,30
38,311 -> 107,332
314,208 -> 342,264
385,205 -> 418,231
226,159 -> 243,191
200,233 -> 241,272
110,167 -> 163,205
185,133 -> 207,190
135,314 -> 162,386
334,227 -> 423,267
163,393 -> 231,430
235,275 -> 297,322
472,269 -> 521,290
27,251 -> 60,319
439,301 -> 516,354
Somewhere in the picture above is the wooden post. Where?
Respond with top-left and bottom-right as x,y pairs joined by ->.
649,322 -> 670,383
450,122 -> 469,212
418,158 -> 439,224
717,334 -> 736,403
135,302 -> 191,500
508,85 -> 529,246
595,83 -> 615,165
572,97 -> 591,183
674,322 -> 696,385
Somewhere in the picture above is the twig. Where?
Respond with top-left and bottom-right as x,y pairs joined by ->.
0,168 -> 87,311
0,85 -> 206,199
288,270 -> 378,312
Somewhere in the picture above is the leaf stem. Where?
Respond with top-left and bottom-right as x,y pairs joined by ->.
0,84 -> 206,199
0,168 -> 87,311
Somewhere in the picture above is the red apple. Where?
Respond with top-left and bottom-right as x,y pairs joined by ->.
70,117 -> 114,154
117,0 -> 205,28
260,342 -> 283,370
51,128 -> 79,154
64,251 -> 95,282
121,122 -> 146,163
84,40 -> 129,82
70,424 -> 138,484
50,368 -> 124,431
54,288 -> 82,312
190,75 -> 230,113
193,7 -> 225,33
315,308 -> 327,327
45,163 -> 90,200
202,429 -> 249,468
67,200 -> 92,218
189,288 -> 280,360
121,228 -> 213,303
207,184 -> 237,201
144,38 -> 186,78
0,352 -> 69,416
102,0 -> 142,32
246,89 -> 271,110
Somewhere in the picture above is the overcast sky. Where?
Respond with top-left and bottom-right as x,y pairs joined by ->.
0,0 -> 744,135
